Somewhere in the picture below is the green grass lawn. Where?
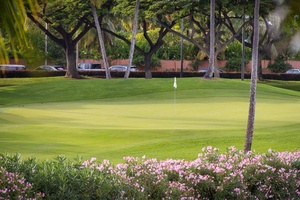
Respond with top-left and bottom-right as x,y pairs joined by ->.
0,77 -> 299,163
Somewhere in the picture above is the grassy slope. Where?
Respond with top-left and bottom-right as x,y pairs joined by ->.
0,77 -> 299,163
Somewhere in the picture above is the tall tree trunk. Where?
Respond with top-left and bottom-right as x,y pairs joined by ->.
64,41 -> 80,78
213,56 -> 219,77
91,3 -> 111,79
125,0 -> 140,79
204,0 -> 215,79
257,53 -> 263,80
244,0 -> 260,153
144,54 -> 152,79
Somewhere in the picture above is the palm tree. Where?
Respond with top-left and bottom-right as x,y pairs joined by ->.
244,0 -> 260,153
204,0 -> 216,78
124,0 -> 140,79
0,0 -> 36,64
90,1 -> 111,79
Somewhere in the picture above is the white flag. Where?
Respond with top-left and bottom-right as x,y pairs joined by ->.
173,77 -> 177,89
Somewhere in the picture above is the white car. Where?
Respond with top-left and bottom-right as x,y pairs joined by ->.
78,63 -> 102,70
35,65 -> 65,71
285,69 -> 300,74
198,68 -> 226,73
109,65 -> 138,72
0,64 -> 26,70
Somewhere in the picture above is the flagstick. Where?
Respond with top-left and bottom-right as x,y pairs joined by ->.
174,86 -> 176,115
173,77 -> 177,115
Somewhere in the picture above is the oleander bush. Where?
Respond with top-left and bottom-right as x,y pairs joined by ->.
0,166 -> 44,199
1,147 -> 300,199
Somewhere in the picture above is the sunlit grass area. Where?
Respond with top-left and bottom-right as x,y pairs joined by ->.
0,77 -> 299,163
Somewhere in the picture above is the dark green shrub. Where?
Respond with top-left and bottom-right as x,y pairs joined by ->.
133,53 -> 161,69
267,57 -> 292,73
189,59 -> 203,71
224,58 -> 249,72
225,41 -> 251,72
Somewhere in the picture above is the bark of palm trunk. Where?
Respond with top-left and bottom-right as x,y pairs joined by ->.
91,3 -> 111,79
204,0 -> 215,79
125,0 -> 140,79
244,0 -> 260,153
257,54 -> 263,81
213,57 -> 219,78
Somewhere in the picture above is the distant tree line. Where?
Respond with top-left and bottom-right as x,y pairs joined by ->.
1,0 -> 300,78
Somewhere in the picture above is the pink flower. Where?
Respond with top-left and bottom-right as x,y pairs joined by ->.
214,167 -> 225,173
234,187 -> 241,195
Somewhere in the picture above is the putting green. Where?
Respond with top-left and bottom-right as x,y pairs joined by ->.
0,78 -> 299,163
1,97 -> 299,163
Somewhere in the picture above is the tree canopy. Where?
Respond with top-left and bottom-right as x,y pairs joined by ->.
2,0 -> 300,78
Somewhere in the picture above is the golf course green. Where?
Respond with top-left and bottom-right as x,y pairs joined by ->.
0,77 -> 299,163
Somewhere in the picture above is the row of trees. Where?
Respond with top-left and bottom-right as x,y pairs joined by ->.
1,0 -> 300,79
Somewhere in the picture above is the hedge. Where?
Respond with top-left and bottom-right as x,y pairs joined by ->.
1,70 -> 300,80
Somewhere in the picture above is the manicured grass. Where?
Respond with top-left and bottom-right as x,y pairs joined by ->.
0,77 -> 299,163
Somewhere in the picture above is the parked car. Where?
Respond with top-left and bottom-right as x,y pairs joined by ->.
198,68 -> 226,73
0,64 -> 26,70
78,63 -> 102,70
285,69 -> 300,74
109,65 -> 138,72
34,65 -> 65,71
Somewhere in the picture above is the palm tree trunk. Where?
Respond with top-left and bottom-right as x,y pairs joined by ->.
91,3 -> 111,79
204,0 -> 215,78
244,0 -> 260,153
125,0 -> 140,79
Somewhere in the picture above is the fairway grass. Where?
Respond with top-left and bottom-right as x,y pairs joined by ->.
0,78 -> 299,163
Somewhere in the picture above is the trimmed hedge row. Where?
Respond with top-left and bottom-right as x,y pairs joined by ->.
1,70 -> 300,80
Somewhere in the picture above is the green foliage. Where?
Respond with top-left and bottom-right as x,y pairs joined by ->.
22,23 -> 66,67
189,59 -> 204,71
267,57 -> 292,73
224,41 -> 251,72
224,58 -> 245,72
1,148 -> 300,199
94,19 -> 197,64
0,0 -> 37,63
132,53 -> 161,68
106,38 -> 131,59
44,0 -> 92,30
0,154 -> 44,199
80,49 -> 102,60
0,154 -> 122,199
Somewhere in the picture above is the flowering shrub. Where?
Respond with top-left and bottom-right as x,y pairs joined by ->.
0,147 -> 300,199
82,146 -> 300,199
0,167 -> 44,199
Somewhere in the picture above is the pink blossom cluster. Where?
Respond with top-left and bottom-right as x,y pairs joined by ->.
82,146 -> 300,199
0,167 -> 44,200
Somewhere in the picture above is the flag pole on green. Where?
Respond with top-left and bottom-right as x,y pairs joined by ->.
173,77 -> 177,89
173,77 -> 177,115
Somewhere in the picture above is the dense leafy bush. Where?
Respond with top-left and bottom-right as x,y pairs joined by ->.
0,166 -> 44,199
267,57 -> 292,73
1,147 -> 300,199
224,58 -> 248,72
224,41 -> 251,72
189,59 -> 204,71
132,53 -> 162,69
